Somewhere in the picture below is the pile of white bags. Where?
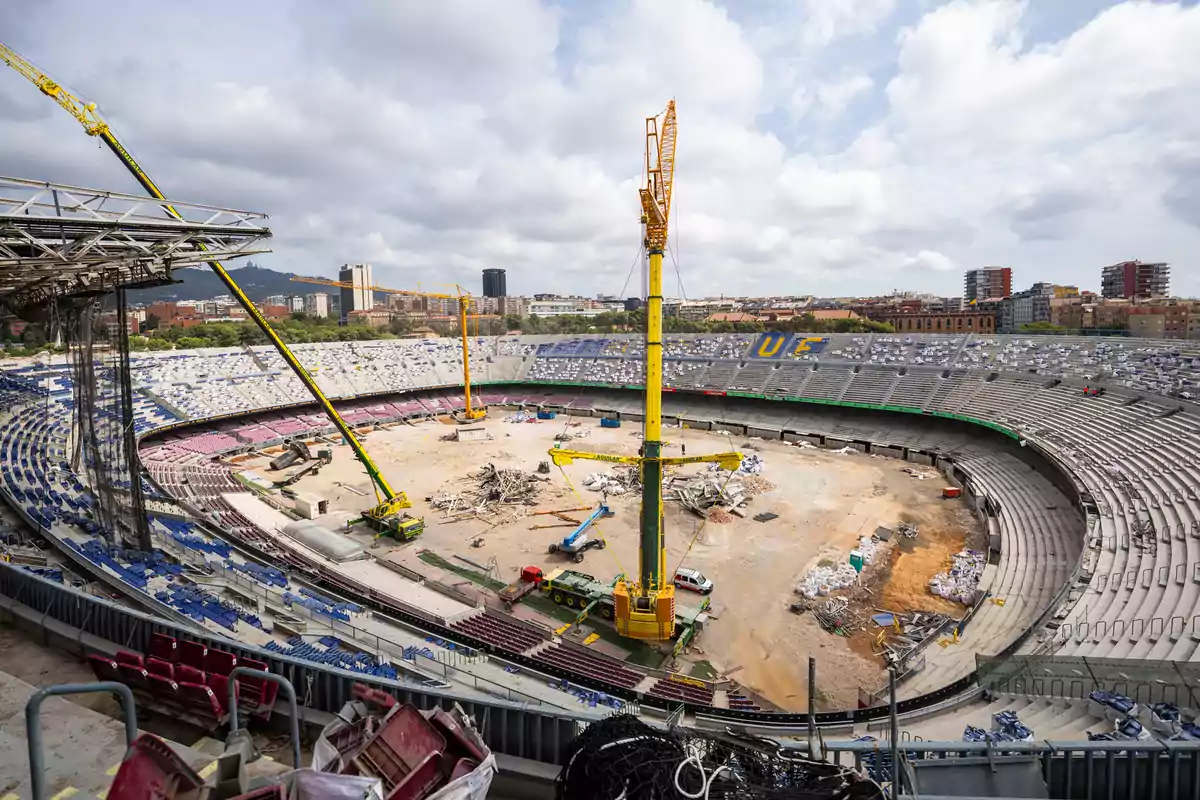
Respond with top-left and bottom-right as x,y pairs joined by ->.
796,562 -> 861,598
929,549 -> 986,604
582,472 -> 628,494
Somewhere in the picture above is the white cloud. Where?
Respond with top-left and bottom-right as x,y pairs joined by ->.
0,0 -> 1197,299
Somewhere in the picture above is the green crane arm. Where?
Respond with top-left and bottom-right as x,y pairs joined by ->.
0,42 -> 407,515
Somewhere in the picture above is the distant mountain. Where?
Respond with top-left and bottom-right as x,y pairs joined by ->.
127,263 -> 327,304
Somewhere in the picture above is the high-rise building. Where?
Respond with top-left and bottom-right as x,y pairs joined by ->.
1101,260 -> 1169,300
337,263 -> 374,322
303,292 -> 330,318
482,268 -> 506,298
964,267 -> 1013,301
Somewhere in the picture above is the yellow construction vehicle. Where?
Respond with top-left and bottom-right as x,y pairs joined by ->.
0,43 -> 417,532
547,101 -> 742,641
290,277 -> 485,422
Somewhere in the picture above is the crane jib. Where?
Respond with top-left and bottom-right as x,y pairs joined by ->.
0,42 -> 407,513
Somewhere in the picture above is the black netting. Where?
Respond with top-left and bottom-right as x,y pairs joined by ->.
63,290 -> 150,549
555,714 -> 885,800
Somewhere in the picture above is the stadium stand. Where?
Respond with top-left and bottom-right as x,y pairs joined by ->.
3,331 -> 1200,729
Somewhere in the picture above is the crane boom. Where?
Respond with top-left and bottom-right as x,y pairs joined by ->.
0,42 -> 410,518
548,101 -> 740,641
289,276 -> 483,421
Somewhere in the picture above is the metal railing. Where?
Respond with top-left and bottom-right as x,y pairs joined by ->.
827,739 -> 1200,800
26,682 -> 138,800
977,653 -> 1200,709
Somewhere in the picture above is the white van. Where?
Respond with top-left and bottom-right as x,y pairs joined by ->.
673,567 -> 713,595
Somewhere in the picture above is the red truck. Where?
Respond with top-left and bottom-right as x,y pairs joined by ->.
498,566 -> 544,610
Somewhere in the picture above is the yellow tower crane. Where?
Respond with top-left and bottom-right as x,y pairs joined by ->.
547,101 -> 742,640
289,277 -> 485,422
0,42 -> 416,531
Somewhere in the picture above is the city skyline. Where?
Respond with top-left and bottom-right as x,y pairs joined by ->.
1,2 -> 1197,298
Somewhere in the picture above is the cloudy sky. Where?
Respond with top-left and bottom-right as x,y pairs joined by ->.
2,1 -> 1198,299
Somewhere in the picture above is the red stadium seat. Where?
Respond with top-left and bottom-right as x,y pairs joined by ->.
177,640 -> 206,671
117,663 -> 150,693
87,654 -> 121,683
148,632 -> 177,663
203,648 -> 237,677
175,663 -> 205,685
115,650 -> 144,669
146,657 -> 175,681
178,682 -> 224,721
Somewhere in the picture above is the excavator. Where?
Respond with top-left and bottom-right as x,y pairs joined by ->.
0,43 -> 421,538
288,276 -> 485,422
547,101 -> 742,641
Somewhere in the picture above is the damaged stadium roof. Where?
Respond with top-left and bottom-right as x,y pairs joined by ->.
0,175 -> 271,309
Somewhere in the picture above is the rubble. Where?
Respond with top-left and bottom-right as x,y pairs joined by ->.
873,610 -> 954,668
740,475 -> 776,495
813,596 -> 855,634
796,535 -> 879,598
830,446 -> 859,455
581,465 -> 641,495
929,549 -> 987,604
314,683 -> 495,798
669,472 -> 750,521
428,463 -> 547,521
553,428 -> 591,442
902,466 -> 939,480
897,521 -> 919,539
505,410 -> 536,423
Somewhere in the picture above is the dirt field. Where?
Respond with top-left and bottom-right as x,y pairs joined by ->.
237,412 -> 981,711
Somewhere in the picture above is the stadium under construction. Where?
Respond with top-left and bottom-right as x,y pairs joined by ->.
2,41 -> 1200,800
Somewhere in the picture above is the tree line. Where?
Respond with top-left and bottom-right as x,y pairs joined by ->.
2,308 -> 895,357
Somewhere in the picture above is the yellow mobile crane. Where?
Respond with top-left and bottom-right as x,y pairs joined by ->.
0,43 -> 416,531
548,102 -> 742,640
289,277 -> 485,422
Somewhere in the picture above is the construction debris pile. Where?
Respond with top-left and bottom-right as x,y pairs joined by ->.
554,428 -> 591,442
506,410 -> 536,423
729,453 -> 765,475
314,683 -> 495,799
812,596 -> 859,635
581,465 -> 641,495
897,521 -> 919,539
872,610 -> 953,668
428,463 -> 547,520
929,549 -> 987,604
902,466 -> 939,480
669,472 -> 751,521
795,535 -> 879,599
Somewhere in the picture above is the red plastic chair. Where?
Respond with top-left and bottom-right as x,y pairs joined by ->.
115,650 -> 144,669
148,632 -> 177,663
177,639 -> 206,671
175,663 -> 205,686
87,654 -> 121,683
146,657 -> 175,681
